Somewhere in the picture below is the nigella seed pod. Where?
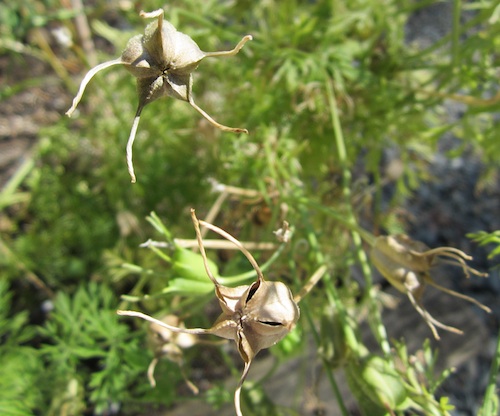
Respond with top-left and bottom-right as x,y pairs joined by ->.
118,210 -> 326,416
370,234 -> 491,340
119,210 -> 299,416
171,247 -> 219,282
346,354 -> 409,416
66,8 -> 252,183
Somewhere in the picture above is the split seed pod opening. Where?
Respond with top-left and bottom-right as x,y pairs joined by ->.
370,234 -> 490,340
66,9 -> 252,182
118,209 -> 301,416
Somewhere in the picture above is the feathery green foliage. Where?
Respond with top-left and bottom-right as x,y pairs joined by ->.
1,0 -> 498,414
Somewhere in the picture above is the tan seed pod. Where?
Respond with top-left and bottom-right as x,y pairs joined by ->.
370,234 -> 490,340
118,210 -> 327,416
66,9 -> 252,183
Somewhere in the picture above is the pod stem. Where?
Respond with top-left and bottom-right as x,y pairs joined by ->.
126,108 -> 143,183
66,58 -> 123,117
204,35 -> 253,58
325,75 -> 391,356
188,97 -> 248,133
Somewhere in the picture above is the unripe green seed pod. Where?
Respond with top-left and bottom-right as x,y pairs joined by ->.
171,247 -> 219,282
346,355 -> 409,416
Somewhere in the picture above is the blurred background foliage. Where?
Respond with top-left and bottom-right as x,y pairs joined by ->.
0,0 -> 499,414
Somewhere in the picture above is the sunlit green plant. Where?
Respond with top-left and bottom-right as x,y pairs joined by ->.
1,0 -> 499,415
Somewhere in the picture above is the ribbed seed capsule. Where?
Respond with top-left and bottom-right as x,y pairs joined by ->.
370,234 -> 490,340
118,210 -> 302,416
66,8 -> 252,182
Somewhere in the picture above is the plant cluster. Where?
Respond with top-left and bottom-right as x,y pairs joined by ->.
1,0 -> 499,415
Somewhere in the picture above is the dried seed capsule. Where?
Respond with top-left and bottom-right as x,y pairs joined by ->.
370,234 -> 490,340
66,9 -> 252,182
118,210 -> 309,416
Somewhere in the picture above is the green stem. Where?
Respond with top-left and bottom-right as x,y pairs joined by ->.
147,245 -> 172,263
325,77 -> 391,357
146,211 -> 174,242
407,4 -> 489,62
451,0 -> 461,69
0,157 -> 34,210
118,271 -> 153,310
302,219 -> 359,353
373,168 -> 383,234
289,225 -> 350,416
478,326 -> 500,416
303,301 -> 348,416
